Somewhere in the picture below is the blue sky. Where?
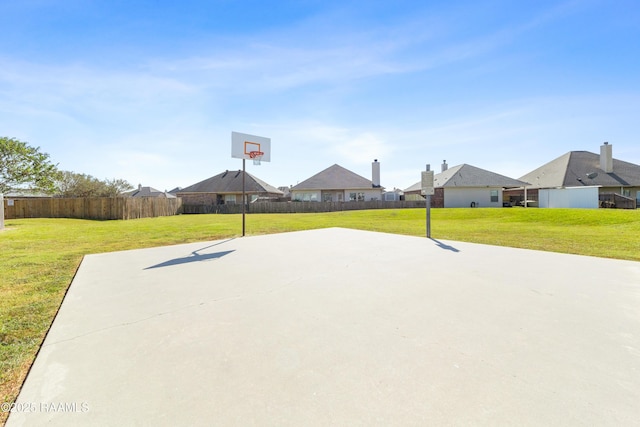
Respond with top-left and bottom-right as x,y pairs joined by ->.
2,0 -> 639,192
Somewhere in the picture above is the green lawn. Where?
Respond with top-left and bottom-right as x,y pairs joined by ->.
2,208 -> 639,424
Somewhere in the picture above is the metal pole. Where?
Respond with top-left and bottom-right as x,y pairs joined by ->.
426,195 -> 431,238
426,164 -> 431,238
242,158 -> 246,236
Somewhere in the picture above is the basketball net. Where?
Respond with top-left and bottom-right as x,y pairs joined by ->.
249,150 -> 264,165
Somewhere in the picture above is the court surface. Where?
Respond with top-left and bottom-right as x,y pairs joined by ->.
8,228 -> 640,426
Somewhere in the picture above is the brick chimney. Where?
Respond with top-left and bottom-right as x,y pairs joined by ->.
372,159 -> 381,187
600,142 -> 613,173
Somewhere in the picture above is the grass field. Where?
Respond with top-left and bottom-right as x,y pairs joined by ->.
1,208 -> 639,424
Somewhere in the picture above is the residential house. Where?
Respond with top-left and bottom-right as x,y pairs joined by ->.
290,161 -> 384,202
506,142 -> 640,209
177,170 -> 283,206
124,185 -> 176,198
405,161 -> 528,208
277,186 -> 292,201
383,188 -> 404,201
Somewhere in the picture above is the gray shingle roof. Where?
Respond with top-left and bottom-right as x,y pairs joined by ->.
178,170 -> 283,195
404,181 -> 422,193
124,186 -> 176,198
436,164 -> 529,187
519,151 -> 640,188
291,164 -> 377,191
405,164 -> 528,191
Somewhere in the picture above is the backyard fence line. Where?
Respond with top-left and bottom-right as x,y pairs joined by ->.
3,197 -> 183,220
599,193 -> 637,209
182,200 -> 426,214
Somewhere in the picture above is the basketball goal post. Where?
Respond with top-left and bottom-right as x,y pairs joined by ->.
231,132 -> 271,236
421,165 -> 434,239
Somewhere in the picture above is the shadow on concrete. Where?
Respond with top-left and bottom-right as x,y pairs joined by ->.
429,238 -> 460,253
145,239 -> 236,270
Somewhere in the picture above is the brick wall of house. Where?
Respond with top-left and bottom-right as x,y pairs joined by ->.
431,188 -> 444,208
403,188 -> 445,207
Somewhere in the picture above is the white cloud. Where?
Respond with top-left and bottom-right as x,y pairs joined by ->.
0,57 -> 197,117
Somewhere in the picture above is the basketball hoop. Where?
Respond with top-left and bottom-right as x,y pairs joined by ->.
249,150 -> 264,165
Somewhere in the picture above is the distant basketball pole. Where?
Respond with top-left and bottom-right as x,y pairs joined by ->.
231,132 -> 271,237
427,190 -> 431,239
242,157 -> 246,235
421,165 -> 434,239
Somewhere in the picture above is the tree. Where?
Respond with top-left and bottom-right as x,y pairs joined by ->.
103,178 -> 134,197
55,171 -> 133,197
0,137 -> 60,194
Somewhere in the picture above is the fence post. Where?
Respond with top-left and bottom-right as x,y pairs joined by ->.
0,193 -> 4,229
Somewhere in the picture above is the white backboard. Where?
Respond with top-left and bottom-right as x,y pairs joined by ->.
231,132 -> 271,162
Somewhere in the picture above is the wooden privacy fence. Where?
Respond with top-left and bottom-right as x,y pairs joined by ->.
3,197 -> 183,220
182,200 -> 426,214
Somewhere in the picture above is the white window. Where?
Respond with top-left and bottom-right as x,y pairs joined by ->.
490,190 -> 499,203
225,194 -> 236,204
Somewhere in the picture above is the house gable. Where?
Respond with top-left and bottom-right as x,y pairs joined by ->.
291,164 -> 376,191
179,170 -> 283,195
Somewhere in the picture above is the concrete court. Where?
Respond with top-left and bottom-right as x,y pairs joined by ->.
8,227 -> 640,426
